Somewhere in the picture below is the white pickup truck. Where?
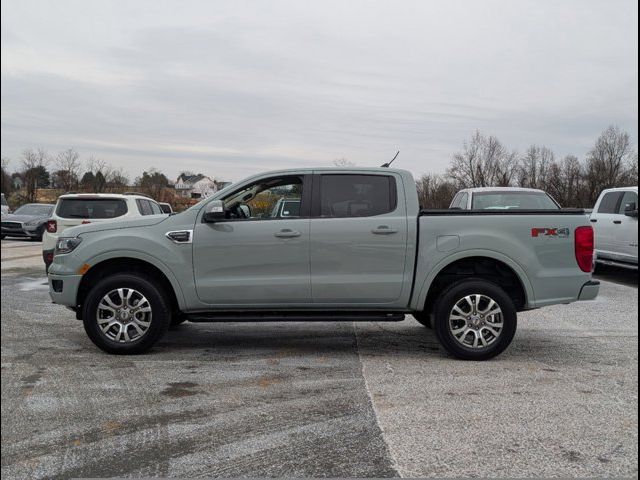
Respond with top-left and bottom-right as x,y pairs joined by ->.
590,187 -> 638,270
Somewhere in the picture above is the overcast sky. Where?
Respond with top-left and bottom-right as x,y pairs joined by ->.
1,0 -> 638,182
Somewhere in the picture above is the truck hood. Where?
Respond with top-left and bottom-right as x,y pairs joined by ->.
63,215 -> 170,237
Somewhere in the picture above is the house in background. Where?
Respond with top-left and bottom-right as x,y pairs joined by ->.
174,173 -> 218,199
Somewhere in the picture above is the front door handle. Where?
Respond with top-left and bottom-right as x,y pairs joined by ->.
274,229 -> 301,238
613,220 -> 622,224
371,226 -> 398,235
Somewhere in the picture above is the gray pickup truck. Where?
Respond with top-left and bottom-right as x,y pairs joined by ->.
48,168 -> 599,360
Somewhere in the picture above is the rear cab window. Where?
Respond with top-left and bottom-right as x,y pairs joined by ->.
316,174 -> 397,218
56,198 -> 128,219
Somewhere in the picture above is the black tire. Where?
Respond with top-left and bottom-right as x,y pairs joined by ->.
82,273 -> 172,354
412,311 -> 433,329
433,278 -> 517,360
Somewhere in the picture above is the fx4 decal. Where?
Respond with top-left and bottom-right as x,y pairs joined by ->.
531,227 -> 570,238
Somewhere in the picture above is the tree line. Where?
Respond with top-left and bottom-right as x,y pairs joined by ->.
2,125 -> 637,209
417,125 -> 637,209
0,150 -> 177,204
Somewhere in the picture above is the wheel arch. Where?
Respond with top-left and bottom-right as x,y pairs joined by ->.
412,251 -> 534,313
77,254 -> 186,314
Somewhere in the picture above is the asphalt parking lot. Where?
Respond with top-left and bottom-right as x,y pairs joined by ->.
1,239 -> 638,478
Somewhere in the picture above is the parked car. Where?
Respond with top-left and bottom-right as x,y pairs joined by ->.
42,193 -> 164,271
1,193 -> 10,215
48,167 -> 598,359
270,198 -> 301,218
590,186 -> 638,270
449,187 -> 561,210
1,203 -> 54,240
158,202 -> 174,214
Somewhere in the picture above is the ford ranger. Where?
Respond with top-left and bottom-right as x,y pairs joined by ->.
47,168 -> 600,360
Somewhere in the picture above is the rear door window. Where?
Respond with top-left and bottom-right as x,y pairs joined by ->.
318,174 -> 397,217
56,198 -> 127,219
136,199 -> 153,215
149,201 -> 163,215
597,192 -> 624,214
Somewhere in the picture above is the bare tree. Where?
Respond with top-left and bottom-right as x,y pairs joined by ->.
1,158 -> 11,194
518,145 -> 554,189
54,148 -> 82,191
86,156 -> 107,176
21,148 -> 50,202
583,126 -> 636,205
448,131 -> 517,188
416,173 -> 457,209
105,167 -> 129,192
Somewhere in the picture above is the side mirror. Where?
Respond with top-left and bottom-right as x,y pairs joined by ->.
202,200 -> 226,222
624,202 -> 638,218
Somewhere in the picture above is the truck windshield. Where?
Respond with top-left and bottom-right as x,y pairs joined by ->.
56,198 -> 128,219
472,192 -> 559,210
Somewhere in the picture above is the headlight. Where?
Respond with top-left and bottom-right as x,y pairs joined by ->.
54,237 -> 82,255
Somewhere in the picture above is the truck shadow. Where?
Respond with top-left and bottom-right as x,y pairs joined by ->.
154,320 -> 619,366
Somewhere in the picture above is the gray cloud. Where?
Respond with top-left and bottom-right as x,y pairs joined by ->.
1,0 -> 637,182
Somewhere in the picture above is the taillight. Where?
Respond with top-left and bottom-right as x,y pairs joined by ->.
575,226 -> 594,273
82,220 -> 91,225
46,220 -> 57,233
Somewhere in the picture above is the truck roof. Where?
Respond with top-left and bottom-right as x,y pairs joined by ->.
598,186 -> 638,194
57,193 -> 152,200
250,167 -> 411,175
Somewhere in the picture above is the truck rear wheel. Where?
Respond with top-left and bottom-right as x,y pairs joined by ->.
433,279 -> 517,360
82,273 -> 172,354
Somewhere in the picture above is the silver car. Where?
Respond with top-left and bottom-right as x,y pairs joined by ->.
1,203 -> 55,241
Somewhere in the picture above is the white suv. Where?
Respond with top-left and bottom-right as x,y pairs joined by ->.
590,186 -> 638,270
43,193 -> 165,270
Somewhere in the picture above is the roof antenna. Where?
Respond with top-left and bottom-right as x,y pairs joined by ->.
381,150 -> 400,168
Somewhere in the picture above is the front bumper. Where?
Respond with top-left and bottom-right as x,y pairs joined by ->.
578,280 -> 600,301
48,273 -> 83,307
1,225 -> 40,237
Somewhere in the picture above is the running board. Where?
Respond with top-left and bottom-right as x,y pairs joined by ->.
596,259 -> 638,270
185,311 -> 406,322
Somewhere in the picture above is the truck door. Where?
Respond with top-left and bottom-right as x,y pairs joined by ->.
614,191 -> 638,263
591,191 -> 624,258
309,173 -> 409,305
193,174 -> 312,305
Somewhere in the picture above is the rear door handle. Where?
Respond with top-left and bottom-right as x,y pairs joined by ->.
274,229 -> 301,238
613,220 -> 622,224
590,219 -> 598,223
371,226 -> 398,235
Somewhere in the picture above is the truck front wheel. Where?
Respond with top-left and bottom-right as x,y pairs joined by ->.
433,279 -> 517,360
82,273 -> 172,354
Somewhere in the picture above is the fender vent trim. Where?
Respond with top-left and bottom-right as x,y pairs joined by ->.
165,230 -> 193,244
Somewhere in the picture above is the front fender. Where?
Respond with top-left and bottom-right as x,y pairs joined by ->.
84,249 -> 189,310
